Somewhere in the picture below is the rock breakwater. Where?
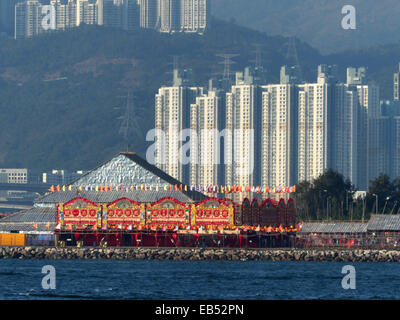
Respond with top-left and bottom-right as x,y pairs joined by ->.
1,247 -> 400,262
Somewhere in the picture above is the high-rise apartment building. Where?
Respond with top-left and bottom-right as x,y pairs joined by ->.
15,0 -> 44,39
1,0 -> 19,34
394,63 -> 400,101
297,74 -> 331,182
159,0 -> 180,32
189,89 -> 221,187
333,84 -> 359,186
225,68 -> 260,200
155,69 -> 203,182
280,65 -> 302,85
151,65 -> 391,194
260,84 -> 296,188
76,0 -> 98,26
101,0 -> 139,30
51,0 -> 77,30
139,0 -> 158,28
122,0 -> 139,30
12,0 -> 208,37
367,116 -> 390,184
180,0 -> 209,33
347,67 -> 366,85
330,67 -> 381,190
102,0 -> 123,27
357,82 -> 380,188
15,0 -> 98,38
391,117 -> 400,178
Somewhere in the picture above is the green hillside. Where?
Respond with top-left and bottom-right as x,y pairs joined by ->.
0,19 -> 398,171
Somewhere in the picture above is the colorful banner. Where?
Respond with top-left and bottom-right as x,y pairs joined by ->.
49,184 -> 297,194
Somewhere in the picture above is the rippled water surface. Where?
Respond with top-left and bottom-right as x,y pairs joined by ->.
0,260 -> 399,299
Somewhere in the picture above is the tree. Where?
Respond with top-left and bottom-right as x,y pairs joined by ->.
368,174 -> 397,214
296,169 -> 354,221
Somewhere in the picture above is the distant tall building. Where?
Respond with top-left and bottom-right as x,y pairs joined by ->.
102,0 -> 123,27
0,169 -> 28,184
347,67 -> 366,85
260,84 -> 296,188
102,0 -> 139,30
394,63 -> 400,101
122,0 -> 139,30
391,117 -> 400,178
159,0 -> 180,33
139,0 -> 158,28
155,69 -> 203,182
280,65 -> 302,84
189,89 -> 221,187
15,0 -> 98,38
359,88 -> 380,187
11,0 -> 208,37
76,0 -> 98,26
333,84 -> 359,186
297,74 -> 331,182
368,116 -> 390,184
225,68 -> 261,201
15,0 -> 44,39
180,0 -> 209,33
1,0 -> 19,34
51,0 -> 77,30
318,64 -> 338,83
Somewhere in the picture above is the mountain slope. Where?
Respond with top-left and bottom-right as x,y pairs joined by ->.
212,0 -> 400,54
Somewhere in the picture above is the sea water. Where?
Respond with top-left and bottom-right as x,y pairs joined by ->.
0,260 -> 399,300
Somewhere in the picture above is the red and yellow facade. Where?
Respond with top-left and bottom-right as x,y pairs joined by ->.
192,198 -> 234,227
57,197 -> 236,230
57,197 -> 102,228
147,197 -> 190,226
103,198 -> 145,228
56,196 -> 296,231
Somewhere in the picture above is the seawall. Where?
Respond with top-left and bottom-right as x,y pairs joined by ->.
1,247 -> 400,262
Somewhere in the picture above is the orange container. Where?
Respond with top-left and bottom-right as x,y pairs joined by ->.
0,233 -> 26,246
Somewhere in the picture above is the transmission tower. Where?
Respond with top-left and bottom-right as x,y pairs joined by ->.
251,43 -> 263,70
117,93 -> 144,152
250,43 -> 267,83
216,53 -> 239,85
166,55 -> 181,77
173,55 -> 180,70
285,36 -> 303,82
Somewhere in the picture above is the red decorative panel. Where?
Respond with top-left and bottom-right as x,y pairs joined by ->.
106,198 -> 142,225
150,198 -> 187,225
61,197 -> 100,226
194,198 -> 233,226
